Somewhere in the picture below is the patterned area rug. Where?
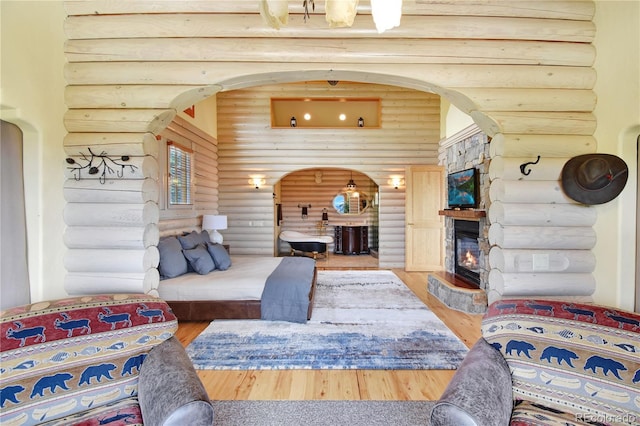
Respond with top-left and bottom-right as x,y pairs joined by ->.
186,270 -> 469,370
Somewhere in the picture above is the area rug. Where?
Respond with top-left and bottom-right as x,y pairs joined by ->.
211,400 -> 435,426
186,270 -> 468,370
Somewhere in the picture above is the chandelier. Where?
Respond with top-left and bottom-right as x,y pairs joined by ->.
259,0 -> 403,33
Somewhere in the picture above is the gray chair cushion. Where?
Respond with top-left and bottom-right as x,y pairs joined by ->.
138,336 -> 214,426
430,337 -> 513,426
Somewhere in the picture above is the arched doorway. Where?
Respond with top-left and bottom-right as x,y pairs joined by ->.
276,167 -> 380,267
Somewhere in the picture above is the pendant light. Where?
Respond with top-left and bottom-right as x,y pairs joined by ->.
346,172 -> 357,190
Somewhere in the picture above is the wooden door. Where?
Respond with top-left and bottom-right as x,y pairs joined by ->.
405,165 -> 445,271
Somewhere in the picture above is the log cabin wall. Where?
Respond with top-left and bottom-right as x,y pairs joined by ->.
217,82 -> 438,263
157,115 -> 219,236
63,1 -> 598,301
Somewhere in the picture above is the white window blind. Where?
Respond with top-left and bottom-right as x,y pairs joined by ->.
168,142 -> 192,205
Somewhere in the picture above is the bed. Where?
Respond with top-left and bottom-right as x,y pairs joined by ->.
157,255 -> 317,322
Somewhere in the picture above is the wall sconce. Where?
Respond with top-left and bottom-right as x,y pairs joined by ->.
357,117 -> 364,127
321,208 -> 329,224
298,203 -> 311,219
388,176 -> 404,189
290,116 -> 297,127
249,177 -> 266,189
202,214 -> 227,244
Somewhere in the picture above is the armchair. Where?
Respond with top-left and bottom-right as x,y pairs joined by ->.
1,294 -> 214,426
431,299 -> 640,425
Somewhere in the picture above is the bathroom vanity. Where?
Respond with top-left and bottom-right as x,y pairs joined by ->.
334,225 -> 369,255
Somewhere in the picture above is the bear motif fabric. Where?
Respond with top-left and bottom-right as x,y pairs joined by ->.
482,299 -> 640,425
0,294 -> 177,425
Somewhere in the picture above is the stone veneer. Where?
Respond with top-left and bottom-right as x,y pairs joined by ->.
430,126 -> 491,313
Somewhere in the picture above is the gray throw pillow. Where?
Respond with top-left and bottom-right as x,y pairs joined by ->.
199,230 -> 211,245
183,244 -> 216,275
207,243 -> 232,271
178,230 -> 206,250
157,236 -> 188,279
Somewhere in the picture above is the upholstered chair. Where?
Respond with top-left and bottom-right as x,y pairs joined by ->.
431,299 -> 640,426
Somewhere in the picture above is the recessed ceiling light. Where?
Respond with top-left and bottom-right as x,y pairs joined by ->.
304,113 -> 311,120
339,114 -> 346,121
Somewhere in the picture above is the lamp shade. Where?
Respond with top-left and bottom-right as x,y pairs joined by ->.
202,215 -> 227,231
202,215 -> 227,244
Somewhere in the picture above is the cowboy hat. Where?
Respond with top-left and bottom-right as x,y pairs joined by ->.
561,153 -> 628,205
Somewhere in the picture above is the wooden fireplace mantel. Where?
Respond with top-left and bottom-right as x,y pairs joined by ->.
438,209 -> 486,219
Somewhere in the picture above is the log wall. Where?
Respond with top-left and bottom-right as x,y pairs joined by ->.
216,82 -> 439,264
62,0 -> 598,300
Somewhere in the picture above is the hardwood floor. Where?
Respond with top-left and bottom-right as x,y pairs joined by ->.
174,263 -> 483,401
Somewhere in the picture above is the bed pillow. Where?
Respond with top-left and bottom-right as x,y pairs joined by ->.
199,230 -> 212,244
158,236 -> 188,279
183,244 -> 216,275
178,230 -> 209,250
207,243 -> 232,271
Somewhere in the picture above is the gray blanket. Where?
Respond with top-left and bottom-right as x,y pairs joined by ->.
260,257 -> 315,323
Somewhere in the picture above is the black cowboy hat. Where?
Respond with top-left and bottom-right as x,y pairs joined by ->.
561,153 -> 628,205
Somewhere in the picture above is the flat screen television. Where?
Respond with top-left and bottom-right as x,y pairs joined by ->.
447,168 -> 478,209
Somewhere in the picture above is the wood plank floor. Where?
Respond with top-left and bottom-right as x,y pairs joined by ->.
174,263 -> 483,401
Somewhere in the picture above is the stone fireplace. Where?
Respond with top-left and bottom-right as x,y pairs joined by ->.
427,125 -> 491,314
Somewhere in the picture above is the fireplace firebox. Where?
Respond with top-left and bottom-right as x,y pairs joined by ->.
454,220 -> 481,286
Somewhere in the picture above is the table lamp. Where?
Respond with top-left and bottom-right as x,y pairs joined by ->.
202,215 -> 227,244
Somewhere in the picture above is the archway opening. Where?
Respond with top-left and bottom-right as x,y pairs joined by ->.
275,167 -> 380,266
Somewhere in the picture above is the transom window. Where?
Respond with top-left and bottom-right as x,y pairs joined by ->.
168,141 -> 192,206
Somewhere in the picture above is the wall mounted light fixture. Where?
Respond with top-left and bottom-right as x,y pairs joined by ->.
249,177 -> 266,189
290,116 -> 297,127
388,176 -> 404,189
358,117 -> 364,127
298,203 -> 311,219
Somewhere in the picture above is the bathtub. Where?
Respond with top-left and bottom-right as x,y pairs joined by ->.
279,231 -> 334,259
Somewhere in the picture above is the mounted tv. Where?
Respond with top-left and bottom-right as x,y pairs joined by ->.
447,168 -> 478,209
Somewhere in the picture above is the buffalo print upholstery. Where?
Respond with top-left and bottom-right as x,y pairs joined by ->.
0,294 -> 177,425
482,299 -> 640,425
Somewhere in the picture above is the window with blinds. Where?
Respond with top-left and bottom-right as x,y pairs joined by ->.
168,142 -> 192,205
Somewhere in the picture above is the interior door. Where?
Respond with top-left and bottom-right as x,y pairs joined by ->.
405,165 -> 445,271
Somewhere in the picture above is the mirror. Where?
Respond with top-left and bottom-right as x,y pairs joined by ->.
332,190 -> 371,215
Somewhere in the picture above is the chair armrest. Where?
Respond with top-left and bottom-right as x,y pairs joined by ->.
138,336 -> 214,426
430,337 -> 513,426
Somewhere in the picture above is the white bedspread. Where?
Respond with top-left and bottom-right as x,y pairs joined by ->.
157,256 -> 283,301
